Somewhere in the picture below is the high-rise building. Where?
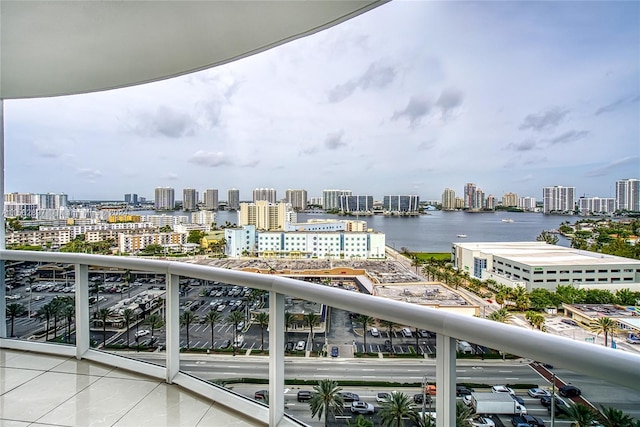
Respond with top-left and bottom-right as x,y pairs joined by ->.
227,188 -> 240,210
578,197 -> 616,216
36,193 -> 68,209
309,197 -> 323,206
182,188 -> 198,211
616,178 -> 640,212
543,185 -> 575,214
124,193 -> 138,205
338,195 -> 373,212
519,196 -> 537,211
441,188 -> 456,210
154,187 -> 175,210
383,195 -> 420,213
463,183 -> 476,209
253,188 -> 277,203
322,189 -> 351,210
486,194 -> 496,210
285,189 -> 307,211
203,189 -> 219,210
471,187 -> 485,210
239,201 -> 290,231
502,192 -> 518,207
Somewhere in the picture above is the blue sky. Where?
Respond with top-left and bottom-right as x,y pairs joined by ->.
4,1 -> 639,202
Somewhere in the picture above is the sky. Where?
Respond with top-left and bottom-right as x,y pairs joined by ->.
4,1 -> 639,202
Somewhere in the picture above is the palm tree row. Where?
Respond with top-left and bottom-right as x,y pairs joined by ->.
35,296 -> 76,342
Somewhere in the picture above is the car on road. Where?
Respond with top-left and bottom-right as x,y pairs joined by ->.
135,329 -> 150,338
331,346 -> 339,357
561,318 -> 579,326
370,327 -> 380,337
545,396 -> 571,415
511,394 -> 525,405
456,385 -> 474,396
413,393 -> 432,405
376,392 -> 391,403
220,339 -> 231,349
512,415 -> 545,427
492,385 -> 515,395
297,390 -> 313,402
341,392 -> 360,402
528,388 -> 550,398
254,390 -> 268,401
559,385 -> 581,397
468,415 -> 496,427
350,401 -> 375,414
425,384 -> 436,395
295,340 -> 306,351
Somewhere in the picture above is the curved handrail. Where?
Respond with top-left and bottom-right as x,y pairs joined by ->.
2,249 -> 640,391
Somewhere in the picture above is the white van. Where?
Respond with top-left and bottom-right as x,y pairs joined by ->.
401,328 -> 413,338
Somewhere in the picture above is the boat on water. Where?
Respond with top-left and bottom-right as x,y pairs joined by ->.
501,218 -> 514,223
457,234 -> 467,238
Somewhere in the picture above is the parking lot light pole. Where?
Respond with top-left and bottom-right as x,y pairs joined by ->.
551,372 -> 556,427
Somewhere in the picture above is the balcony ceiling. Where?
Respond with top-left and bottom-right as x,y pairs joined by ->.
0,0 -> 386,100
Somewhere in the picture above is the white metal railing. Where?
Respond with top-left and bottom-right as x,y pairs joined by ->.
2,250 -> 640,427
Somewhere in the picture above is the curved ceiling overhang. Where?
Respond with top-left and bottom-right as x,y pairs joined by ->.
0,0 -> 387,99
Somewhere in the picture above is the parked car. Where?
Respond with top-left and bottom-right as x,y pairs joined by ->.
350,401 -> 375,414
561,318 -> 579,326
413,393 -> 432,404
370,327 -> 380,337
376,392 -> 391,403
254,390 -> 268,401
469,415 -> 496,427
401,327 -> 413,338
220,339 -> 231,349
418,329 -> 433,338
528,388 -> 551,398
384,340 -> 393,352
559,385 -> 581,397
341,392 -> 360,402
512,415 -> 545,427
297,390 -> 313,402
285,341 -> 294,352
456,385 -> 474,396
331,346 -> 339,357
492,385 -> 515,395
295,340 -> 306,351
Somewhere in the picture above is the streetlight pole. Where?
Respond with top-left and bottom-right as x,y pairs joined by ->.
551,372 -> 556,427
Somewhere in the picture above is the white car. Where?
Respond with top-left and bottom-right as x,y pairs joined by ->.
468,415 -> 495,427
370,327 -> 380,337
528,387 -> 551,398
376,392 -> 391,403
491,385 -> 514,395
462,395 -> 473,406
350,401 -> 375,414
135,329 -> 150,338
295,340 -> 306,351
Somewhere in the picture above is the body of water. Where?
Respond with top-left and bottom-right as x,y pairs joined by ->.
138,209 -> 579,253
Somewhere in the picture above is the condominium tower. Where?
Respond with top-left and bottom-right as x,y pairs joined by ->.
227,188 -> 240,210
382,195 -> 420,213
285,189 -> 307,211
239,201 -> 289,231
182,188 -> 198,211
154,187 -> 175,210
502,192 -> 518,207
616,178 -> 640,212
323,189 -> 351,210
253,188 -> 277,203
543,186 -> 575,214
441,188 -> 456,210
203,189 -> 219,210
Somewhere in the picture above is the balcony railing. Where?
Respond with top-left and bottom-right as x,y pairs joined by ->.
2,250 -> 640,427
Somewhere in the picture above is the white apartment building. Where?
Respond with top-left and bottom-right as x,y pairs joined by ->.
141,214 -> 189,228
616,178 -> 639,212
191,210 -> 216,226
224,225 -> 257,257
441,188 -> 456,211
203,189 -> 219,210
502,192 -> 518,207
154,187 -> 175,210
322,189 -> 351,210
284,219 -> 367,232
452,241 -> 640,292
6,229 -> 72,247
543,185 -> 575,214
257,230 -> 386,259
174,223 -> 209,233
309,197 -> 322,206
238,201 -> 290,231
182,188 -> 198,211
40,222 -> 155,239
285,189 -> 307,211
227,188 -> 240,210
4,203 -> 38,218
578,197 -> 616,216
519,197 -> 537,212
253,188 -> 277,203
118,232 -> 187,253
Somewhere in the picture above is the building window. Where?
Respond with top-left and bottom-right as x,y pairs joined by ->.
586,269 -> 595,273
534,271 -> 543,275
572,270 -> 582,273
547,270 -> 556,274
598,269 -> 607,273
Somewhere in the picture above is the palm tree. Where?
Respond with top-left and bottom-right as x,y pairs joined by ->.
456,401 -> 473,427
123,269 -> 132,299
525,311 -> 545,330
62,304 -> 75,343
566,402 -> 598,427
303,311 -> 321,350
349,415 -> 374,427
255,312 -> 269,352
226,310 -> 245,356
284,311 -> 295,343
381,320 -> 397,352
122,308 -> 136,347
494,284 -> 509,308
37,303 -> 54,341
309,379 -> 343,427
92,279 -> 102,316
379,391 -> 415,427
488,308 -> 512,323
510,285 -> 531,311
598,405 -> 634,427
204,310 -> 222,349
356,314 -> 373,353
180,309 -> 198,349
50,297 -> 65,340
145,313 -> 165,340
590,317 -> 617,347
97,307 -> 112,347
6,303 -> 26,337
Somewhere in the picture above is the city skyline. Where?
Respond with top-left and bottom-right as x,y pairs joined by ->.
4,1 -> 638,201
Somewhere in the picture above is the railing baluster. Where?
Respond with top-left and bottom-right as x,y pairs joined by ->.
166,273 -> 180,383
435,334 -> 456,427
75,263 -> 89,358
269,291 -> 285,426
